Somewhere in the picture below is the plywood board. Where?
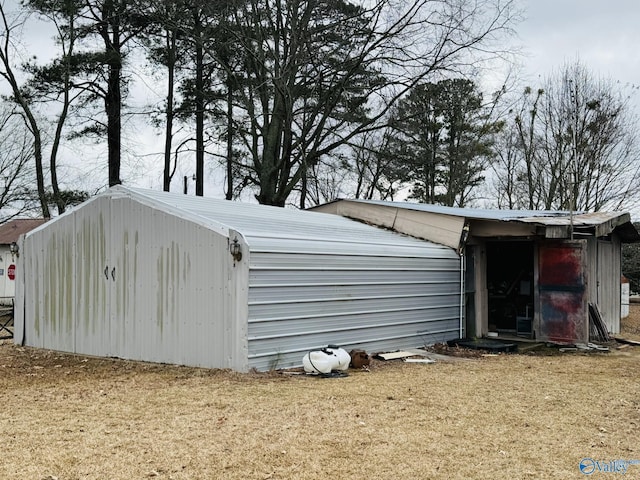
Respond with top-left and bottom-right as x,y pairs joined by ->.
470,220 -> 536,237
393,209 -> 464,249
337,202 -> 398,229
376,351 -> 422,360
403,358 -> 436,364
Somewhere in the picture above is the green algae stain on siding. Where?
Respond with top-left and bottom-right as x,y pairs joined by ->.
99,212 -> 106,335
183,249 -> 191,284
65,230 -> 73,334
81,216 -> 91,332
122,230 -> 129,321
46,231 -> 56,333
156,240 -> 192,336
34,256 -> 40,336
157,252 -> 164,333
134,230 -> 139,318
170,241 -> 177,326
78,210 -> 108,336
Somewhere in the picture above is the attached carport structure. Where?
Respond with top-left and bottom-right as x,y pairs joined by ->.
311,199 -> 640,344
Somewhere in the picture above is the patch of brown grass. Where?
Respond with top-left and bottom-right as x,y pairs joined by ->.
621,302 -> 640,340
1,308 -> 640,479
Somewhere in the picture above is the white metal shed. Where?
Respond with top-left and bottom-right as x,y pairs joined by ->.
14,187 -> 462,371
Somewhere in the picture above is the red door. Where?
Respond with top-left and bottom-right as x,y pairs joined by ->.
537,240 -> 588,344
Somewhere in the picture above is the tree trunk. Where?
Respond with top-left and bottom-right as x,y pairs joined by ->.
28,113 -> 50,218
194,13 -> 204,197
225,75 -> 233,200
163,28 -> 176,192
105,8 -> 122,187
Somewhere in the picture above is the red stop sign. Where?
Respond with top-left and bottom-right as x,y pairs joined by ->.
7,264 -> 15,280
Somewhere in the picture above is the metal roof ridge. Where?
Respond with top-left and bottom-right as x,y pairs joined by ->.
107,186 -> 232,237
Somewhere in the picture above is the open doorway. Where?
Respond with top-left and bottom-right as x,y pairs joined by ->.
486,241 -> 534,337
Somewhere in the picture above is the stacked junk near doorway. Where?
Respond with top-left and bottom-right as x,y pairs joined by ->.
310,200 -> 640,349
486,241 -> 534,339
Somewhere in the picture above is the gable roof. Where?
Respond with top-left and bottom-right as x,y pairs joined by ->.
0,219 -> 47,244
98,187 -> 458,255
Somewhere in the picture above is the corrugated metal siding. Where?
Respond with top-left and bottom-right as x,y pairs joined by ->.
246,237 -> 461,371
22,203 -> 79,352
73,197 -> 110,356
19,187 -> 460,372
596,237 -> 621,334
21,195 -> 247,370
586,237 -> 621,336
129,188 -> 462,370
106,197 -> 243,368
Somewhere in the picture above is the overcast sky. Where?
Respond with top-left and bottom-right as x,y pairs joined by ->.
515,0 -> 640,92
13,0 -> 640,116
5,0 -> 640,214
513,0 -> 640,218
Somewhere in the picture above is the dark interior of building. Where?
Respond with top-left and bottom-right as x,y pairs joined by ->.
486,241 -> 534,336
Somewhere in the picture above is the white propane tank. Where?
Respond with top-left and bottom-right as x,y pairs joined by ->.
302,345 -> 351,374
302,349 -> 334,374
326,345 -> 350,371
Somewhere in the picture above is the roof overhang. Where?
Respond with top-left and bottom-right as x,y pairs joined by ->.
310,200 -> 466,249
514,211 -> 640,242
310,199 -> 640,246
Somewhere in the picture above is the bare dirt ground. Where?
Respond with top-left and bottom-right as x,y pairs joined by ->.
1,308 -> 640,480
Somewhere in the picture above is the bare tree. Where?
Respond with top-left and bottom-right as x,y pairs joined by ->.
297,156 -> 349,207
0,5 -> 49,218
21,0 -> 92,214
489,120 -> 522,209
0,104 -> 40,222
349,129 -> 406,201
555,63 -> 640,211
493,61 -> 640,212
222,0 -> 517,206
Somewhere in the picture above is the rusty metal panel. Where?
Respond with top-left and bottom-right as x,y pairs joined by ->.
537,240 -> 588,343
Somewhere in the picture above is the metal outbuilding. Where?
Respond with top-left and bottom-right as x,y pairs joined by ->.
311,199 -> 640,344
14,187 -> 462,371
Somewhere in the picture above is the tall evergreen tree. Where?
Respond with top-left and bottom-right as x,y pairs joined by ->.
386,79 -> 500,207
218,0 -> 516,206
79,0 -> 150,187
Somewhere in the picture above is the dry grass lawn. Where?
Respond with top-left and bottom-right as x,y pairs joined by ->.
1,308 -> 640,479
